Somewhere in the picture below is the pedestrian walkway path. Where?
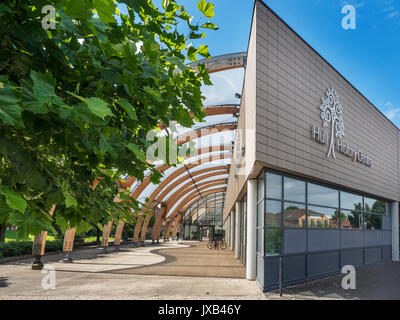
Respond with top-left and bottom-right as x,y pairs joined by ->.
0,240 -> 264,300
114,241 -> 246,278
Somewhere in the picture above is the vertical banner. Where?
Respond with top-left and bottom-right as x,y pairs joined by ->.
101,221 -> 113,247
32,231 -> 47,256
63,228 -> 76,252
114,221 -> 125,246
32,204 -> 56,256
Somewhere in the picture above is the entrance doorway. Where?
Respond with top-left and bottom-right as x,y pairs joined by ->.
201,225 -> 215,241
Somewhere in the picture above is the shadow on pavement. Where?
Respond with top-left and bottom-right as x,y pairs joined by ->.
0,277 -> 9,288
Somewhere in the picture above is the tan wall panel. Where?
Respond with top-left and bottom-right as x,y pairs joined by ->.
225,1 -> 399,212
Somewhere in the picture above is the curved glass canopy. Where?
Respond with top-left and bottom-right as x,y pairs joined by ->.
125,52 -> 246,241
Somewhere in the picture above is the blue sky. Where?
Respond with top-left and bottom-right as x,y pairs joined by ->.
121,0 -> 400,127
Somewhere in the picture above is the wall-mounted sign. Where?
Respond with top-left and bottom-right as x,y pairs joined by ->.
312,87 -> 373,167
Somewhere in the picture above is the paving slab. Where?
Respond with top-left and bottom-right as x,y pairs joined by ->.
0,241 -> 265,300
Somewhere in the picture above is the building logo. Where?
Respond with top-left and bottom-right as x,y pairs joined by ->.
312,87 -> 373,167
319,87 -> 344,159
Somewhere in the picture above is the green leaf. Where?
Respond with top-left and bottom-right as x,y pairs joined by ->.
0,186 -> 27,213
86,97 -> 114,119
75,220 -> 92,234
89,18 -> 111,43
62,0 -> 93,19
55,215 -> 70,233
198,63 -> 212,85
162,0 -> 170,10
117,99 -> 137,120
0,3 -> 12,17
197,0 -> 215,19
144,86 -> 163,103
201,22 -> 219,30
0,78 -> 23,126
142,38 -> 161,65
30,71 -> 56,105
64,192 -> 78,208
198,45 -> 211,59
175,106 -> 194,127
126,143 -> 146,163
165,56 -> 189,72
8,208 -> 54,240
21,79 -> 48,114
189,31 -> 206,39
187,46 -> 198,61
93,0 -> 117,24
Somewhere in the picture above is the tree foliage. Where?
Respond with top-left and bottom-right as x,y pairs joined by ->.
0,0 -> 216,239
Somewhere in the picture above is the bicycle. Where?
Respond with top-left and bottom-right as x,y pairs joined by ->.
219,239 -> 227,250
207,240 -> 217,250
207,239 -> 227,250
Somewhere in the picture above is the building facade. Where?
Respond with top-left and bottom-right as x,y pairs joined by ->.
223,0 -> 400,292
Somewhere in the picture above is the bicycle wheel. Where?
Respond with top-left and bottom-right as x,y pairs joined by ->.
207,241 -> 214,249
220,241 -> 227,249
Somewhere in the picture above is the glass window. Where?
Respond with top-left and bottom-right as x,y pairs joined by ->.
340,210 -> 363,229
364,213 -> 382,230
284,177 -> 305,203
284,202 -> 306,228
308,183 -> 338,208
266,173 -> 282,199
265,228 -> 282,256
364,197 -> 384,213
307,206 -> 339,229
257,228 -> 263,254
258,176 -> 264,202
340,191 -> 362,211
257,201 -> 264,227
265,200 -> 282,227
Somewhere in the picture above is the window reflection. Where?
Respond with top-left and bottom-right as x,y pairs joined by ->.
284,177 -> 305,203
340,191 -> 362,211
266,173 -> 282,199
340,210 -> 363,229
261,171 -> 389,258
283,202 -> 306,228
308,183 -> 338,207
364,198 -> 384,214
265,228 -> 282,256
307,206 -> 339,229
266,200 -> 282,227
364,214 -> 382,230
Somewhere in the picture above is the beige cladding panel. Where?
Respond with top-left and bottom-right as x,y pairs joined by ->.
254,1 -> 399,201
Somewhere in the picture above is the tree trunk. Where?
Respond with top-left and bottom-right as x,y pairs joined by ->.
96,227 -> 101,243
0,223 -> 6,242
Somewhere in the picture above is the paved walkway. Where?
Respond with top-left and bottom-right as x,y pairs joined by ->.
114,241 -> 246,278
0,241 -> 265,300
